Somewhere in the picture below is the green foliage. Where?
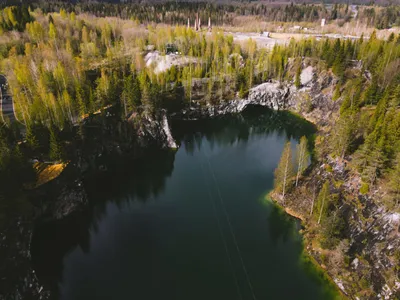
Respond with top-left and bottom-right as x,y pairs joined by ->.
320,214 -> 346,249
360,183 -> 370,195
295,65 -> 301,90
330,111 -> 359,158
332,41 -> 346,84
315,181 -> 330,224
49,128 -> 63,162
332,84 -> 341,101
388,153 -> 400,207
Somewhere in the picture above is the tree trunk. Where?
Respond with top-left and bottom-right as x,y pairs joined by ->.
282,150 -> 290,203
310,186 -> 316,216
296,147 -> 304,187
318,193 -> 325,224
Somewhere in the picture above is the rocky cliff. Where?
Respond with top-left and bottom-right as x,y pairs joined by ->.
131,110 -> 178,149
173,65 -> 337,124
0,176 -> 86,300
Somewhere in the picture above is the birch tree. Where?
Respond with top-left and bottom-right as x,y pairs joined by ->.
274,141 -> 294,203
295,136 -> 310,187
316,181 -> 330,224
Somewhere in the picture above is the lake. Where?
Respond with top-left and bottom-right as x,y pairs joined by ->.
31,107 -> 340,300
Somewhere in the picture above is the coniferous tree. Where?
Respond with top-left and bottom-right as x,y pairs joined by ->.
316,181 -> 330,224
122,75 -> 134,116
0,131 -> 10,170
363,76 -> 379,106
26,124 -> 39,151
132,74 -> 142,108
362,147 -> 385,185
388,153 -> 400,207
331,112 -> 357,158
332,45 -> 345,84
295,65 -> 301,90
49,128 -> 63,162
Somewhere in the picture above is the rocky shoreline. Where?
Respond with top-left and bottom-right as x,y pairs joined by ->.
264,71 -> 400,299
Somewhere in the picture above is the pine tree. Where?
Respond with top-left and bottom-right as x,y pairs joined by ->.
362,147 -> 385,185
316,181 -> 330,224
363,76 -> 378,106
26,124 -> 38,151
132,74 -> 142,108
388,153 -> 400,207
274,141 -> 294,202
331,112 -> 357,158
332,45 -> 345,84
0,131 -> 10,170
295,136 -> 309,187
49,128 -> 62,162
122,75 -> 133,116
295,65 -> 301,89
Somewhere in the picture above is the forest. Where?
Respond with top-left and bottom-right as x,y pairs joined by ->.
2,1 -> 400,30
0,5 -> 400,195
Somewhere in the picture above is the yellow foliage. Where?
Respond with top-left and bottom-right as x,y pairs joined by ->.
29,162 -> 68,189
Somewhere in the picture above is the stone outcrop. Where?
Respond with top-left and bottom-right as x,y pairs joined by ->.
132,110 -> 178,149
173,66 -> 336,126
174,81 -> 294,119
45,183 -> 87,221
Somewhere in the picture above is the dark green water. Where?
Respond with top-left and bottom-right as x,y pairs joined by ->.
31,107 -> 340,300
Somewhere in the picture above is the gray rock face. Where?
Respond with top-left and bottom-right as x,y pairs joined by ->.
51,183 -> 88,220
161,113 -> 178,149
133,110 -> 178,149
347,195 -> 400,298
301,66 -> 314,86
175,81 -> 296,120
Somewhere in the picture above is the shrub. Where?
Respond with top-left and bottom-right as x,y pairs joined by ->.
360,183 -> 369,195
326,164 -> 333,173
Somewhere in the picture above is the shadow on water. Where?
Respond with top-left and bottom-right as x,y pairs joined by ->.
30,149 -> 176,295
29,107 -> 340,300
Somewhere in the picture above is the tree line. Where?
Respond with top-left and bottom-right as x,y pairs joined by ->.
2,1 -> 395,30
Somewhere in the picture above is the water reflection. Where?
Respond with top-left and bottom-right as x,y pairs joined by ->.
172,106 -> 315,157
31,107 -> 324,300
